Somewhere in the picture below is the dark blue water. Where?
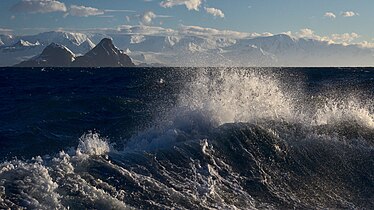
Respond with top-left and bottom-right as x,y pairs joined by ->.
0,67 -> 373,209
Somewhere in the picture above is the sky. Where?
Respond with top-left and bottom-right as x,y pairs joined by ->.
1,0 -> 373,45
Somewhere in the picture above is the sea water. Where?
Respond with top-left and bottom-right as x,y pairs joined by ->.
0,67 -> 373,209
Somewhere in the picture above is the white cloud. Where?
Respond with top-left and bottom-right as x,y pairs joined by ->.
97,15 -> 115,18
324,12 -> 336,19
130,35 -> 146,44
331,33 -> 360,43
140,11 -> 157,25
204,7 -> 225,18
114,24 -> 252,39
287,28 -> 361,45
179,25 -> 266,39
117,25 -> 177,36
356,41 -> 374,48
160,0 -> 202,11
0,28 -> 13,34
11,0 -> 67,14
66,24 -> 367,48
69,5 -> 104,17
136,11 -> 172,25
291,28 -> 330,43
104,9 -> 136,13
111,24 -> 273,39
296,28 -> 319,39
341,11 -> 358,17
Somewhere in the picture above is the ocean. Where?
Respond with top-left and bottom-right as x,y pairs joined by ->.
0,67 -> 373,209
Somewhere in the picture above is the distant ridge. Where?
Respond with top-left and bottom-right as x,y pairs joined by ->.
78,38 -> 95,54
14,38 -> 135,67
3,29 -> 374,67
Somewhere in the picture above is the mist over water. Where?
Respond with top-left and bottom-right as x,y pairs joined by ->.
0,67 -> 373,209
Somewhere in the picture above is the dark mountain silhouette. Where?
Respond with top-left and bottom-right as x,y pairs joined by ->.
72,38 -> 135,67
15,43 -> 74,67
14,38 -> 135,67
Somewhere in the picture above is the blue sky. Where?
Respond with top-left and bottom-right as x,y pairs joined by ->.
0,0 -> 373,44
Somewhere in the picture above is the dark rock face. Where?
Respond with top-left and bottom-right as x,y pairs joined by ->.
14,38 -> 135,68
72,38 -> 135,67
15,43 -> 75,67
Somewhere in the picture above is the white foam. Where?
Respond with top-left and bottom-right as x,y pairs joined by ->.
0,160 -> 62,209
76,132 -> 110,157
0,132 -> 131,209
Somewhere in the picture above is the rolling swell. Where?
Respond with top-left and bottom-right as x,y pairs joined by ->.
0,67 -> 373,209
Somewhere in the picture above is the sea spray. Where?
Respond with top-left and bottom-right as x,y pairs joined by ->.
76,132 -> 110,157
0,67 -> 373,209
177,68 -> 297,125
176,68 -> 374,129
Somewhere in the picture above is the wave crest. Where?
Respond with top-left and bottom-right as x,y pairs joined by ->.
76,132 -> 110,157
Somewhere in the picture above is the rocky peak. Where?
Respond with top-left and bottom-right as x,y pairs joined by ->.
14,38 -> 135,67
72,38 -> 135,67
14,43 -> 75,67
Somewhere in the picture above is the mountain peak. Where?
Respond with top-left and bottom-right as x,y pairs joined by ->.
11,39 -> 40,48
14,42 -> 75,67
99,38 -> 113,45
44,42 -> 75,55
46,42 -> 61,48
270,34 -> 296,42
274,33 -> 292,38
85,38 -> 117,57
72,38 -> 135,67
32,31 -> 89,46
14,38 -> 135,67
92,38 -> 120,54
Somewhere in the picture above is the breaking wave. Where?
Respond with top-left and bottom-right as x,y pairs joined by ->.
0,67 -> 373,209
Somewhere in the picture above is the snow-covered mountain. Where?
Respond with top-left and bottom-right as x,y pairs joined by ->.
20,31 -> 90,53
0,31 -> 95,66
0,35 -> 15,46
72,38 -> 134,67
2,30 -> 374,67
77,39 -> 96,55
107,32 -> 374,67
15,38 -> 134,67
15,43 -> 75,67
0,38 -> 45,67
2,40 -> 40,52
